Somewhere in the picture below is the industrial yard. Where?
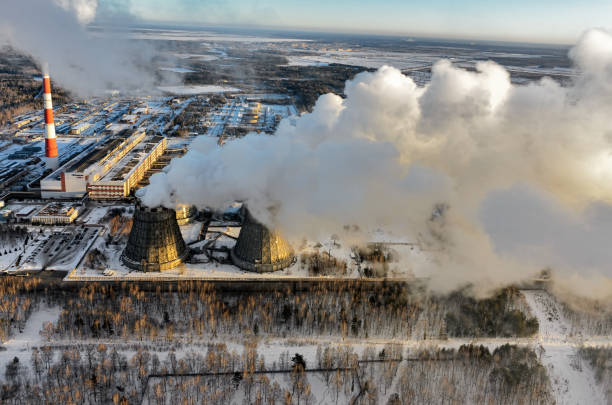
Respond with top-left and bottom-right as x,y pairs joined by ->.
0,90 -> 304,280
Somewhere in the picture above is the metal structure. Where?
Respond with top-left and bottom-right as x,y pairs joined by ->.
42,68 -> 59,169
121,201 -> 189,272
175,204 -> 197,225
231,210 -> 294,272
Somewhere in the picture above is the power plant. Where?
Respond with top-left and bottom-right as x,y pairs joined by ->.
42,69 -> 59,170
121,201 -> 189,272
231,209 -> 295,272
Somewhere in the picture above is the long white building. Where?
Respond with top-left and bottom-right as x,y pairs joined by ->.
41,129 -> 166,200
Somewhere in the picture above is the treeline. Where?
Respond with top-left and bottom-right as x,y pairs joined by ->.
393,344 -> 552,405
0,225 -> 29,255
1,342 -> 552,404
41,282 -> 540,344
51,282 -> 433,341
0,277 -> 41,342
578,346 -> 611,403
560,297 -> 612,337
444,286 -> 539,337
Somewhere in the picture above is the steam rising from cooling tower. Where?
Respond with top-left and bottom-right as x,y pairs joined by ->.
121,201 -> 189,272
140,28 -> 612,299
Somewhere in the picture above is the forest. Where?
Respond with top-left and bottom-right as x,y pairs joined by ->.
0,279 -> 540,347
1,340 -> 553,405
0,277 -> 608,404
43,282 -> 539,343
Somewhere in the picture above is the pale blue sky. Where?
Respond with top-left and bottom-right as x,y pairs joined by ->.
116,0 -> 612,44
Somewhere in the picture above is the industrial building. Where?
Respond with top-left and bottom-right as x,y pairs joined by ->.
31,202 -> 79,225
121,201 -> 189,272
70,122 -> 91,135
87,136 -> 167,200
40,129 -> 166,200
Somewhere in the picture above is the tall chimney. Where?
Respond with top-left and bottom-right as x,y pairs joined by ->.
42,66 -> 59,170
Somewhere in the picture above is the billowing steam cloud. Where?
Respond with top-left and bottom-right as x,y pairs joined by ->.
0,0 -> 163,95
54,0 -> 99,24
141,29 -> 612,298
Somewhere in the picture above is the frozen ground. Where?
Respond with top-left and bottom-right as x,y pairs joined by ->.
283,51 -> 441,70
158,85 -> 241,95
523,290 -> 607,405
180,222 -> 203,244
81,206 -> 110,224
0,306 -> 61,374
122,29 -> 308,43
158,67 -> 196,73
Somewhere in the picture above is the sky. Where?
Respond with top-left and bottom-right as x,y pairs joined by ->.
116,0 -> 612,44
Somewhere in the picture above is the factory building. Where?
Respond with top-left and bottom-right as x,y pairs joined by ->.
70,122 -> 91,135
31,203 -> 79,225
87,136 -> 166,200
41,129 -> 166,200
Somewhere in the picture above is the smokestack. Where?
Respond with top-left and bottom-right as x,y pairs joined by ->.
42,66 -> 59,170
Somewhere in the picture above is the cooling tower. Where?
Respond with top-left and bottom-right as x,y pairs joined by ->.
175,204 -> 197,225
231,210 -> 294,272
121,201 -> 189,272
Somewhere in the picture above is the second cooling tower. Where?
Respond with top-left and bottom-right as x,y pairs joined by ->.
231,209 -> 294,273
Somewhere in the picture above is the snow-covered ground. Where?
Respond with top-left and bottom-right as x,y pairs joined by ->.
157,85 -> 241,95
180,222 -> 203,244
158,67 -> 196,73
523,290 -> 607,405
0,306 -> 61,374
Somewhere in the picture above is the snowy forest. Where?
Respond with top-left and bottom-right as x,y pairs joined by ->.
0,278 -> 609,404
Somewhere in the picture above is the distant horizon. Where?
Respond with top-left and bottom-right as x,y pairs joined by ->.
100,0 -> 611,46
93,21 -> 575,48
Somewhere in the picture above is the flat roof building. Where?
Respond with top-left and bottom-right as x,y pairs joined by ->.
88,136 -> 167,200
32,202 -> 79,225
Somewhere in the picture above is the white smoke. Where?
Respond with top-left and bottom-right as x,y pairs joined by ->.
141,29 -> 612,299
0,0 -> 165,96
54,0 -> 99,24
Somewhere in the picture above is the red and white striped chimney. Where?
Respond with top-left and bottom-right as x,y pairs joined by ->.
42,66 -> 59,170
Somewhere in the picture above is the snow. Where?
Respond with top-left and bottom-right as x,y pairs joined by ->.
174,53 -> 219,62
0,306 -> 61,374
523,290 -> 607,405
157,85 -> 241,95
121,29 -> 309,43
180,222 -> 203,244
81,206 -> 110,224
158,67 -> 196,73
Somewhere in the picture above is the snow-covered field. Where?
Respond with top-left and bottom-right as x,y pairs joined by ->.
158,67 -> 196,73
157,85 -> 241,95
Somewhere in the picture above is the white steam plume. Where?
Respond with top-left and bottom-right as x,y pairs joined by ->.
141,29 -> 612,299
54,0 -> 99,24
0,0 -> 165,96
